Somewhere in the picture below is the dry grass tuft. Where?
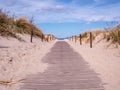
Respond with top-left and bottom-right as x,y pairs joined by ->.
103,24 -> 120,44
81,32 -> 89,38
0,80 -> 12,85
0,79 -> 25,85
80,31 -> 101,43
78,25 -> 120,45
0,9 -> 44,40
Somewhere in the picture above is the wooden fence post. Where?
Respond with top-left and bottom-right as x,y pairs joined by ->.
79,34 -> 82,45
30,29 -> 33,43
72,36 -> 73,41
47,36 -> 49,42
75,36 -> 77,43
90,32 -> 92,48
30,18 -> 33,43
50,35 -> 52,41
41,34 -> 44,42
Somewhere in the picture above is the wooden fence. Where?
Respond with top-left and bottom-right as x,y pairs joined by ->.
70,32 -> 92,48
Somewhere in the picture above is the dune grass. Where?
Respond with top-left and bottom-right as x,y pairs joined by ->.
104,25 -> 120,44
78,25 -> 120,45
0,9 -> 44,40
80,30 -> 102,43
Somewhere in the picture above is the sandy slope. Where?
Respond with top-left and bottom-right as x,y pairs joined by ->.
0,35 -> 56,90
67,39 -> 120,90
0,34 -> 120,90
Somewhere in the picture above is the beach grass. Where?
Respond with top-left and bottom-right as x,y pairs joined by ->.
77,24 -> 120,45
0,9 -> 44,40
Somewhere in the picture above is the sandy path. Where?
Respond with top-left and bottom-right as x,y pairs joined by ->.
20,41 -> 104,90
67,39 -> 120,90
0,36 -> 56,90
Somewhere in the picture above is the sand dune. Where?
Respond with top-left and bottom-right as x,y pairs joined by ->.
0,35 -> 56,90
0,34 -> 120,90
67,37 -> 120,90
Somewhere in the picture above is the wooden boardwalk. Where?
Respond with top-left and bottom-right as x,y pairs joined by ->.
21,41 -> 104,90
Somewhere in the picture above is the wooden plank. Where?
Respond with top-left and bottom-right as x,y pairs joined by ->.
20,41 -> 104,90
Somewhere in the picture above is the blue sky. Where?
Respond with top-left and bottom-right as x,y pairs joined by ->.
0,0 -> 120,38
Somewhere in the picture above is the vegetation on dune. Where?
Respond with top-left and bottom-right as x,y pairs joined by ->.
0,10 -> 16,37
77,24 -> 120,45
104,24 -> 120,44
0,9 -> 44,40
80,32 -> 89,43
15,17 -> 43,38
81,32 -> 88,38
44,34 -> 55,41
80,30 -> 101,43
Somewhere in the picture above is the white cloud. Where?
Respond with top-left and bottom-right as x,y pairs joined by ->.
0,0 -> 120,23
56,5 -> 64,10
94,0 -> 105,3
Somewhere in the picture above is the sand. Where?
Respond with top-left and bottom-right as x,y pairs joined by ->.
67,37 -> 120,90
0,35 -> 56,90
0,34 -> 120,90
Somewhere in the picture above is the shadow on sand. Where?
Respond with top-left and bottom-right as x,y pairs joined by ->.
0,46 -> 9,48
